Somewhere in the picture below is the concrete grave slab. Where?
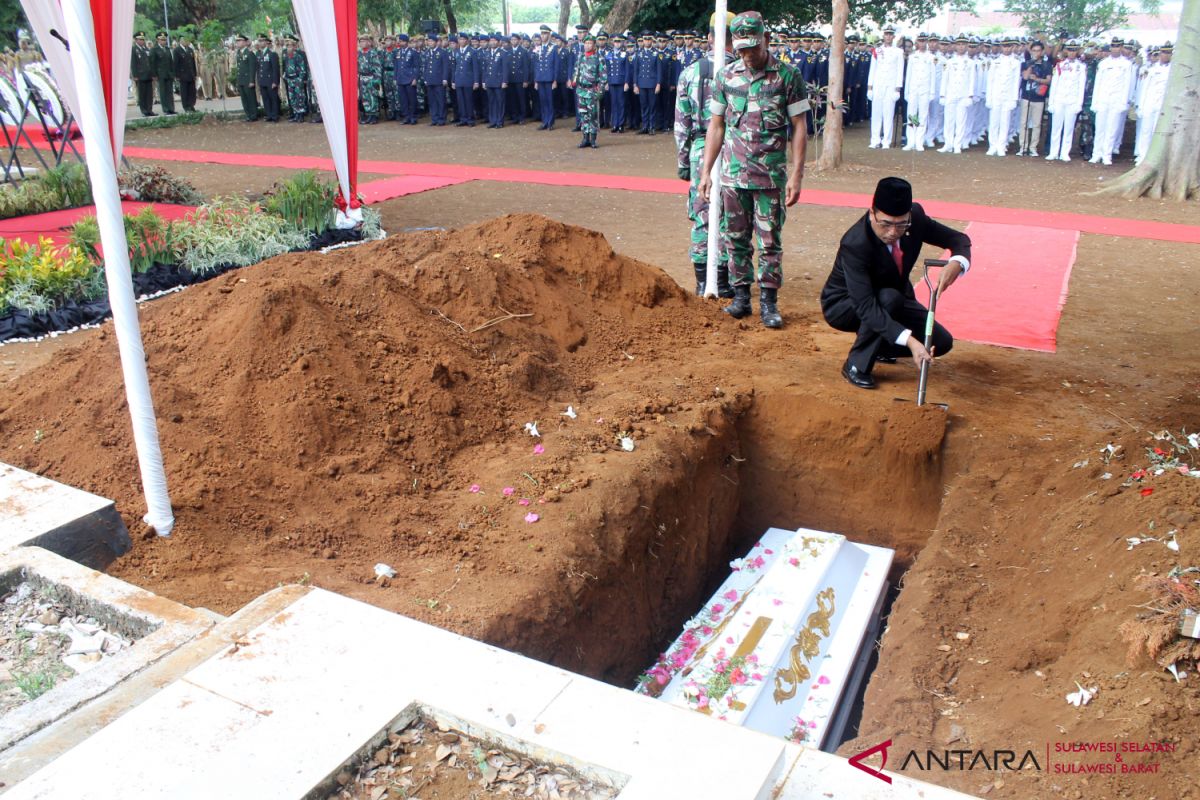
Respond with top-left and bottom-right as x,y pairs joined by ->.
0,547 -> 213,757
0,463 -> 131,568
4,587 -> 977,799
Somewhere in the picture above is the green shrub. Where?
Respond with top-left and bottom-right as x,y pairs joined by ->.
38,163 -> 93,209
176,197 -> 310,275
264,171 -> 336,235
119,164 -> 204,205
1,236 -> 104,314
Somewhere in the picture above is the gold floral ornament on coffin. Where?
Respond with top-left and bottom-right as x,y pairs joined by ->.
773,586 -> 836,704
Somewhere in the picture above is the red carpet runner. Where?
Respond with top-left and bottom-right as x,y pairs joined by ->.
0,201 -> 196,247
925,222 -> 1079,353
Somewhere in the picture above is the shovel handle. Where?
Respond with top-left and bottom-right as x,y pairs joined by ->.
916,260 -> 947,407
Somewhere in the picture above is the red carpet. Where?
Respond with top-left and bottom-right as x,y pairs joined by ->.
921,222 -> 1079,353
358,175 -> 467,203
0,202 -> 196,247
107,144 -> 1200,245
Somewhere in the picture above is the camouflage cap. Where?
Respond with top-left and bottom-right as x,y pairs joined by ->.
730,11 -> 765,50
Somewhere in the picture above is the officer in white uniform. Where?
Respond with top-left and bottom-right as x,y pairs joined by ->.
867,26 -> 905,148
1045,40 -> 1086,161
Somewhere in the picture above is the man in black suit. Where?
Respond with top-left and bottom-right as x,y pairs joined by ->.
255,34 -> 282,122
821,177 -> 971,389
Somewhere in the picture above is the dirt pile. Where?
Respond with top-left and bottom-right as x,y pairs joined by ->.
0,214 -> 761,681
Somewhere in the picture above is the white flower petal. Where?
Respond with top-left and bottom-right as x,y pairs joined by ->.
620,437 -> 635,452
374,563 -> 397,579
562,406 -> 577,419
524,422 -> 540,437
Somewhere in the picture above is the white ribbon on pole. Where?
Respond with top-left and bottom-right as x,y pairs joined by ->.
60,0 -> 174,536
703,0 -> 727,299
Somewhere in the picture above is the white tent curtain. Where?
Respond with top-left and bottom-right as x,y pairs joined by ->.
21,0 -> 133,159
20,2 -> 83,128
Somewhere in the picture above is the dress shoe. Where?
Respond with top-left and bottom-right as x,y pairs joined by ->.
842,361 -> 876,389
874,354 -> 897,364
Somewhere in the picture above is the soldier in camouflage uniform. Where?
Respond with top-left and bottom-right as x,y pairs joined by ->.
698,12 -> 809,329
569,34 -> 607,148
358,34 -> 382,124
675,15 -> 734,298
282,35 -> 309,121
380,35 -> 401,120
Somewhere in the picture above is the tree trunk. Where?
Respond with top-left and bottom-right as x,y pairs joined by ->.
441,0 -> 458,35
602,0 -> 647,37
1099,0 -> 1200,200
558,0 -> 571,36
578,0 -> 593,29
816,0 -> 849,171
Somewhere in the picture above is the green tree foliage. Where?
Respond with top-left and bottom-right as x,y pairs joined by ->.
592,0 -> 969,36
0,0 -> 28,49
512,4 -> 580,25
1002,0 -> 1132,39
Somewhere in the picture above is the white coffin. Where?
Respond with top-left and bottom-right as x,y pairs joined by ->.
636,527 -> 893,751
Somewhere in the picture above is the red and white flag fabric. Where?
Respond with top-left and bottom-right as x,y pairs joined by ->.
293,0 -> 362,226
56,0 -> 175,535
22,0 -> 134,159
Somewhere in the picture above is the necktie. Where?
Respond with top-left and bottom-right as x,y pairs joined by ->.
891,243 -> 903,275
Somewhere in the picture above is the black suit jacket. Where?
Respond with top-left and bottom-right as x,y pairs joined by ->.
820,203 -> 971,344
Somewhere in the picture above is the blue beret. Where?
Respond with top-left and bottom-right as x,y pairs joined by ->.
397,34 -> 409,42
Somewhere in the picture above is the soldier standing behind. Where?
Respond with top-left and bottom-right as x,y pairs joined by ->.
452,32 -> 479,127
533,26 -> 560,130
173,35 -> 198,112
508,34 -> 530,124
380,35 -> 399,120
256,35 -> 281,122
357,34 -> 382,124
631,33 -> 663,134
234,35 -> 258,121
151,32 -> 176,115
484,33 -> 510,128
698,12 -> 809,329
282,35 -> 309,122
393,34 -> 420,125
1046,40 -> 1086,161
675,13 -> 735,298
605,34 -> 630,132
423,36 -> 450,125
131,32 -> 156,117
570,34 -> 607,148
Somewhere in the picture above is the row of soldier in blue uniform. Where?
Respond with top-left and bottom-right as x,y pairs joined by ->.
353,26 -> 716,134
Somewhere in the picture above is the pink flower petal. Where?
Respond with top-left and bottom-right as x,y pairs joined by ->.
502,487 -> 515,496
772,598 -> 783,606
533,444 -> 545,455
723,590 -> 739,602
524,512 -> 540,523
469,484 -> 482,493
818,675 -> 831,685
710,603 -> 725,614
518,498 -> 531,506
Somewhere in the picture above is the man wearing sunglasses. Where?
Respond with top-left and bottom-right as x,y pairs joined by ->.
820,177 -> 971,389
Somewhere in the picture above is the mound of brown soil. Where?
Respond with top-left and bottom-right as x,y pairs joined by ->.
0,214 -> 766,681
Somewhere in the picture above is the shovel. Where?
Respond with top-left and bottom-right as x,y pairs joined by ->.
897,258 -> 949,410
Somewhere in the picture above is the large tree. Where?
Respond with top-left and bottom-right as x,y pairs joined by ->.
1099,0 -> 1199,200
1002,0 -> 1132,39
816,0 -> 849,171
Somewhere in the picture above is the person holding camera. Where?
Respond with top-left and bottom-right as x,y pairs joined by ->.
1017,40 -> 1052,156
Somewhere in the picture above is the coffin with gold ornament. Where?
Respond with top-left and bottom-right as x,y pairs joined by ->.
636,527 -> 892,751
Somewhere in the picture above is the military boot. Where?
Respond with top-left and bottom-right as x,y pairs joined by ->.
693,263 -> 707,296
589,133 -> 598,149
578,134 -> 588,148
716,262 -> 734,298
724,284 -> 752,319
759,287 -> 783,329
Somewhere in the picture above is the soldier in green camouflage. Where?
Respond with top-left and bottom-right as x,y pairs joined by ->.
674,13 -> 734,298
570,34 -> 607,148
698,11 -> 809,329
358,34 -> 382,124
282,35 -> 309,122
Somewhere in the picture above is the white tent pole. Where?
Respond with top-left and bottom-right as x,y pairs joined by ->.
703,0 -> 727,299
61,0 -> 175,536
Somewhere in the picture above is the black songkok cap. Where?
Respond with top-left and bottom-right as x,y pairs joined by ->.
873,177 -> 913,216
